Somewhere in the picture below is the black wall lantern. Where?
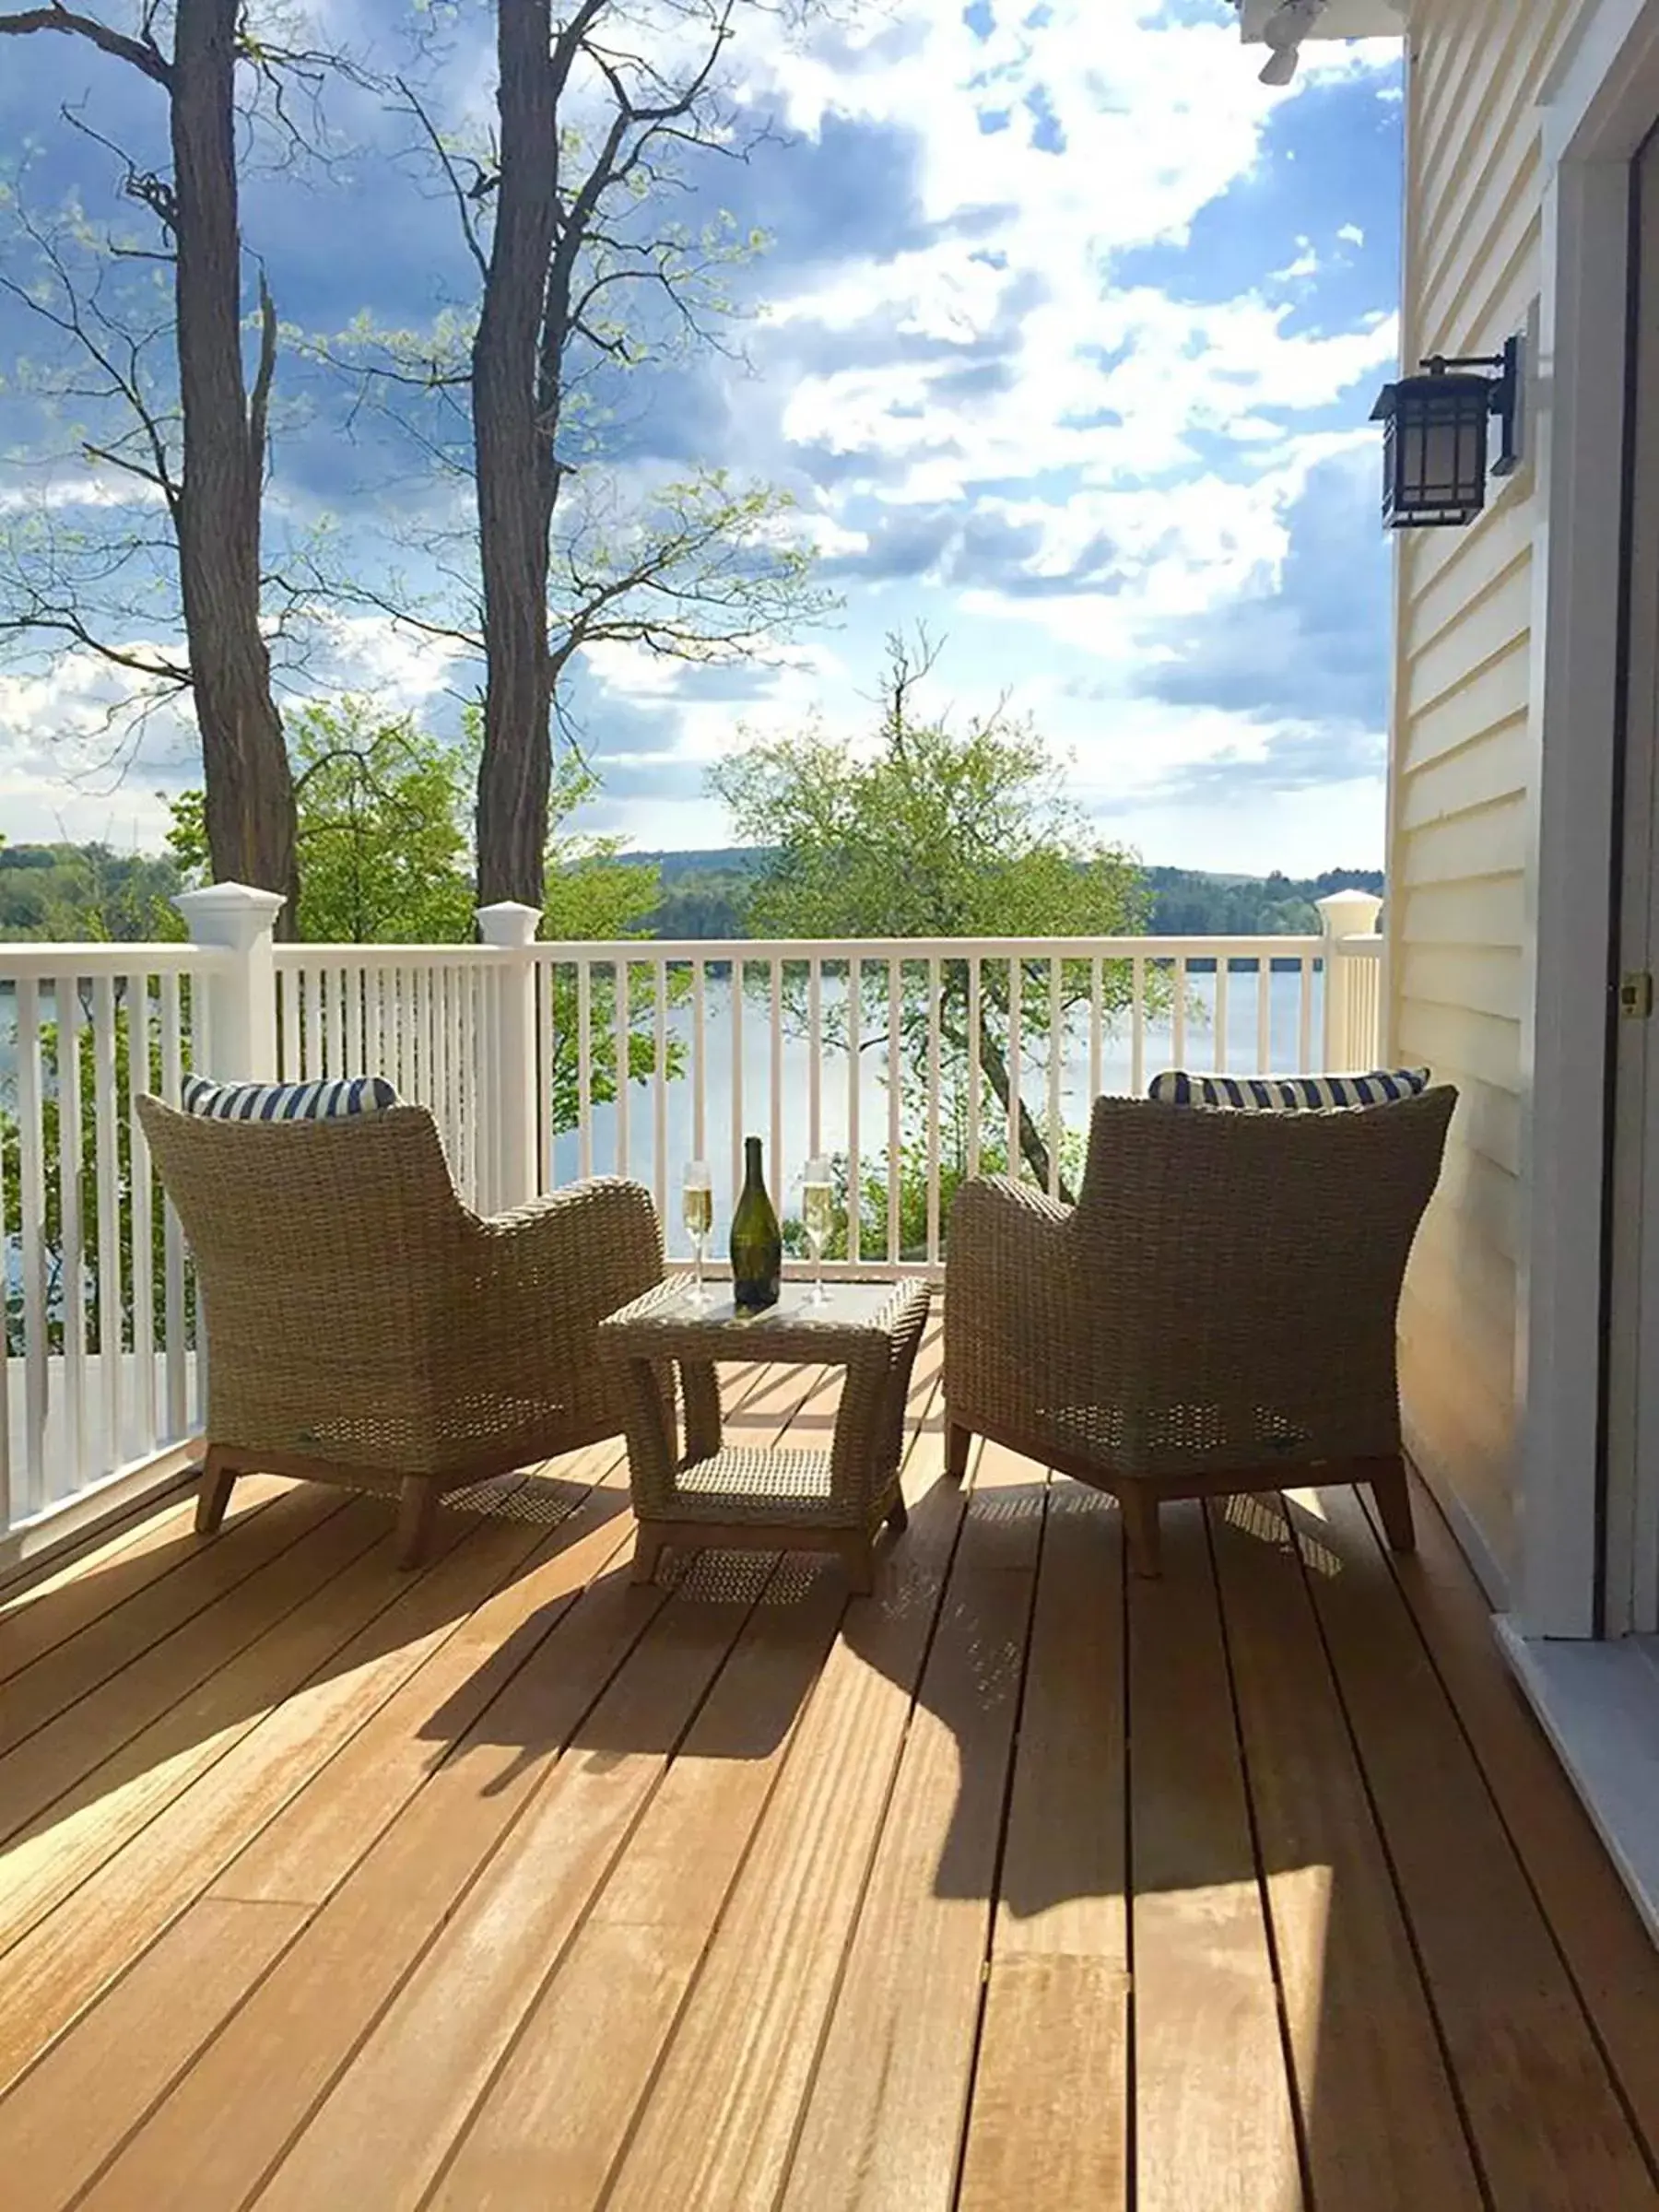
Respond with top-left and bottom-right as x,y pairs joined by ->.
1370,335 -> 1524,528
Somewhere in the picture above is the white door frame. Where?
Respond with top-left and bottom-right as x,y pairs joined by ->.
1519,0 -> 1659,1637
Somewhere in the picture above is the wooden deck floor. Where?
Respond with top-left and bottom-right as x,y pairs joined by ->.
4,1312 -> 1659,2209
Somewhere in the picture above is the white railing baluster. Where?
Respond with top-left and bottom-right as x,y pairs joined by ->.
538,954 -> 556,1192
691,959 -> 707,1165
614,957 -> 630,1179
54,973 -> 85,1500
159,972 -> 187,1442
771,956 -> 785,1230
807,957 -> 822,1161
847,958 -> 861,1265
654,958 -> 669,1226
967,958 -> 982,1179
1300,957 -> 1314,1071
17,977 -> 47,1517
926,957 -> 942,1265
128,971 -> 156,1453
1172,956 -> 1187,1069
1006,956 -> 1022,1182
1089,955 -> 1103,1102
887,956 -> 901,1265
729,952 -> 744,1211
1132,955 -> 1146,1097
305,961 -> 324,1081
0,1110 -> 11,1532
1257,959 -> 1272,1075
92,973 -> 121,1475
278,963 -> 300,1080
577,958 -> 594,1181
1214,956 -> 1230,1076
462,965 -> 480,1207
1047,955 -> 1063,1201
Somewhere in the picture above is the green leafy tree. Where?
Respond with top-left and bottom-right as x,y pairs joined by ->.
166,701 -> 677,1133
711,632 -> 1151,1202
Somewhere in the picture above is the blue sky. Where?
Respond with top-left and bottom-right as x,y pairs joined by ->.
0,0 -> 1405,874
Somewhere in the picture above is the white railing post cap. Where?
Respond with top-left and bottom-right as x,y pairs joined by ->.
476,900 -> 542,949
174,882 -> 287,950
1316,889 -> 1383,939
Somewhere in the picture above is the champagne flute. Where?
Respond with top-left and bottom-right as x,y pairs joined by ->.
802,1155 -> 832,1306
682,1159 -> 712,1306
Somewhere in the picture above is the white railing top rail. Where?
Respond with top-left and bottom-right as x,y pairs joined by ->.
271,931 -> 1337,963
0,942 -> 232,978
525,934 -> 1334,962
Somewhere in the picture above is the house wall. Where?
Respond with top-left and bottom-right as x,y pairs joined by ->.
1390,0 -> 1594,1592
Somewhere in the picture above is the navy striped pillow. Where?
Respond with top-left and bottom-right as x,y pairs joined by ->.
180,1074 -> 400,1122
1147,1067 -> 1430,1111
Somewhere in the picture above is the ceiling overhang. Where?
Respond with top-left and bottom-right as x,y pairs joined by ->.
1236,0 -> 1407,41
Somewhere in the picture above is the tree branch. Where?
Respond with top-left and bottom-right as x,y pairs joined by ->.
0,4 -> 172,85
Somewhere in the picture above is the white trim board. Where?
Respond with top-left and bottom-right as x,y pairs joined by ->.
1497,1618 -> 1659,1943
1516,0 -> 1659,1637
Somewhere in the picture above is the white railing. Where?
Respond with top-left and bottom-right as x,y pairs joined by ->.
2,888 -> 1382,1541
0,940 -> 227,1543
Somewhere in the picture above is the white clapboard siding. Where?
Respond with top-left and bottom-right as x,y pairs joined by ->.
1388,0 -> 1593,1588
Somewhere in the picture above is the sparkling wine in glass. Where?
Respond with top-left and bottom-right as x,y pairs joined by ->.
802,1156 -> 833,1306
683,1160 -> 712,1305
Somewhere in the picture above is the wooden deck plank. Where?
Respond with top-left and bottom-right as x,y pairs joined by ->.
0,1896 -> 309,2212
0,1475 -> 293,1683
0,1477 -> 612,2193
426,1558 -> 852,2210
74,1550 -> 675,2211
958,1486 -> 1130,2212
1365,1474 -> 1659,2171
1130,1499 -> 1304,2212
76,1363 -> 829,2212
0,1478 -> 346,1756
0,1500 -> 395,1986
426,1341 -> 945,2212
1291,1483 -> 1658,2206
212,1455 -> 629,1907
777,1440 -> 1043,2212
1207,1491 -> 1484,2209
0,1484 -> 359,1847
597,1404 -> 965,2212
252,1567 -> 775,2212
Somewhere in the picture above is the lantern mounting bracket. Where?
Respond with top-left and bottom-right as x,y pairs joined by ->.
1418,336 -> 1524,476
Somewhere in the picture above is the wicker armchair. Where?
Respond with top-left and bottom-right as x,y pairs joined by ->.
943,1088 -> 1455,1575
136,1098 -> 664,1567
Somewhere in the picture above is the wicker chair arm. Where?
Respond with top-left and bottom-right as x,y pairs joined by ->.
458,1177 -> 665,1367
945,1175 -> 1076,1412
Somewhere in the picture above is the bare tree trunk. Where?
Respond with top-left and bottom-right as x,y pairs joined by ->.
472,0 -> 559,911
171,0 -> 296,919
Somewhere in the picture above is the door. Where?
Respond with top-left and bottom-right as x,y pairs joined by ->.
1606,125 -> 1659,1637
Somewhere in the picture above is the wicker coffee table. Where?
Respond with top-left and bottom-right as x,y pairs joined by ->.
597,1278 -> 932,1592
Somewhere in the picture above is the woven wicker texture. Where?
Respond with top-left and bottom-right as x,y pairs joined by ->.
136,1097 -> 664,1486
944,1087 -> 1455,1485
601,1278 -> 931,1535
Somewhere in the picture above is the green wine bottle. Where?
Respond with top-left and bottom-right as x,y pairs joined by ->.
730,1135 -> 782,1313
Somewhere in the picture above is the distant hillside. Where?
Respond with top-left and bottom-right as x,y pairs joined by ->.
644,853 -> 1385,942
0,838 -> 1384,945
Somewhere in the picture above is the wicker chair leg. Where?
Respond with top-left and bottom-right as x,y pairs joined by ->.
394,1477 -> 441,1571
194,1450 -> 236,1537
631,1532 -> 666,1586
1122,1488 -> 1163,1579
946,1421 -> 971,1481
1367,1457 -> 1416,1553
